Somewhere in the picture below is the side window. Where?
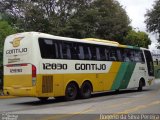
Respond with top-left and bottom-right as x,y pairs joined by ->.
122,49 -> 136,62
109,47 -> 118,61
39,38 -> 59,59
130,50 -> 135,62
70,43 -> 79,60
140,50 -> 145,63
83,45 -> 91,60
60,42 -> 71,59
99,47 -> 107,61
104,48 -> 109,61
117,48 -> 123,61
90,45 -> 97,60
134,50 -> 144,63
122,49 -> 130,62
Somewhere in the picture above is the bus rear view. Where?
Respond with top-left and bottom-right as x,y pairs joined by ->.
3,32 -> 37,96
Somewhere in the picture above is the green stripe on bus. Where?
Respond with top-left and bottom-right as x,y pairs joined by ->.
119,62 -> 136,89
111,63 -> 129,90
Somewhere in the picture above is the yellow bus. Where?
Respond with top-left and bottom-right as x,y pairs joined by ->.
3,32 -> 155,101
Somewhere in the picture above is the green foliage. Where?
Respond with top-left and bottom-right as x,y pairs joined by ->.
124,30 -> 151,48
61,0 -> 131,43
0,0 -> 151,48
0,20 -> 16,65
0,0 -> 130,43
154,65 -> 160,78
145,0 -> 160,43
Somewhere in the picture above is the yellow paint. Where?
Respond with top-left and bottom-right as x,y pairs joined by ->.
118,44 -> 128,48
4,74 -> 32,87
10,37 -> 24,47
148,79 -> 154,85
82,38 -> 119,45
104,62 -> 122,90
0,96 -> 18,99
4,62 -> 122,97
4,74 -> 35,96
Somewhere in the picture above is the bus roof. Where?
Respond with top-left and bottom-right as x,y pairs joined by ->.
82,38 -> 119,45
6,32 -> 147,50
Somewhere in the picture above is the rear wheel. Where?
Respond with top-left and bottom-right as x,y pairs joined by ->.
65,82 -> 78,101
80,81 -> 92,99
138,80 -> 143,91
38,97 -> 48,102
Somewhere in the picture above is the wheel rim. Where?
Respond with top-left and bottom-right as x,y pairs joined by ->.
83,84 -> 91,94
67,84 -> 76,97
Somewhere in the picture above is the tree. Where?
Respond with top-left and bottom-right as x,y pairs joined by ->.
0,0 -> 130,43
124,30 -> 151,48
145,0 -> 160,44
61,0 -> 131,43
0,20 -> 16,65
0,0 -> 92,33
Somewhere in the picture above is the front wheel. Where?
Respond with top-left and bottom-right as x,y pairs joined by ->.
138,80 -> 143,91
65,83 -> 78,101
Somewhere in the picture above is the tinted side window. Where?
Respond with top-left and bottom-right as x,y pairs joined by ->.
60,42 -> 71,59
90,45 -> 97,60
39,38 -> 59,59
134,50 -> 145,63
109,47 -> 118,61
70,43 -> 79,60
99,47 -> 107,61
83,45 -> 91,60
122,49 -> 134,62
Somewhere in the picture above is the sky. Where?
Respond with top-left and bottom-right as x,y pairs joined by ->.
117,0 -> 159,53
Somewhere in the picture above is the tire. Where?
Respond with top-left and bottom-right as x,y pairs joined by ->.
138,80 -> 143,91
65,82 -> 78,101
38,97 -> 48,102
115,89 -> 120,93
80,82 -> 92,99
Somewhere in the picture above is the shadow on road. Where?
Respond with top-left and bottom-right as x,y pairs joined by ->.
11,88 -> 153,106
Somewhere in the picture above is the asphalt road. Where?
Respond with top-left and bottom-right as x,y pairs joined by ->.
0,80 -> 160,120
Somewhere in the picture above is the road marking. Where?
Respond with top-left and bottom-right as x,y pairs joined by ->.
96,100 -> 160,120
41,86 -> 160,120
117,100 -> 160,114
99,90 -> 157,111
96,89 -> 160,120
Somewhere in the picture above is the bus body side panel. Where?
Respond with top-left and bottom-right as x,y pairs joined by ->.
102,62 -> 122,91
111,62 -> 130,90
126,63 -> 147,88
37,60 -> 114,96
36,61 -> 122,97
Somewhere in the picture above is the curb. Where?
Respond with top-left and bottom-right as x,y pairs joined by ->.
0,96 -> 18,99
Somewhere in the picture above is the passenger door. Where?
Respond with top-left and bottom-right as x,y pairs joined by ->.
144,50 -> 154,77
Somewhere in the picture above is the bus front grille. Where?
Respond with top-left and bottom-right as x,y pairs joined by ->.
42,76 -> 53,93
